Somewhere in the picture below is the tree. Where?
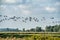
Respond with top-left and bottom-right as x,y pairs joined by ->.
46,26 -> 54,32
30,28 -> 36,32
45,25 -> 60,32
36,27 -> 42,32
23,28 -> 25,32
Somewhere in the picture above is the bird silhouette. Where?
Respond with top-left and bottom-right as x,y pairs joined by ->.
4,15 -> 8,17
0,15 -> 2,17
0,15 -> 40,23
50,17 -> 54,19
33,17 -> 39,22
29,17 -> 32,21
41,17 -> 46,21
0,20 -> 2,22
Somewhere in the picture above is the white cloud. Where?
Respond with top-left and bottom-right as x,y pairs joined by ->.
17,5 -> 31,15
55,2 -> 60,6
18,5 -> 27,9
0,5 -> 6,8
45,7 -> 56,12
22,10 -> 31,15
0,5 -> 7,12
4,0 -> 16,3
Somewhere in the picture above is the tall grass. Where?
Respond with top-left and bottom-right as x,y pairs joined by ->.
0,32 -> 60,40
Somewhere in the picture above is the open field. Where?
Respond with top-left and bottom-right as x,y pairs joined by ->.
0,32 -> 60,40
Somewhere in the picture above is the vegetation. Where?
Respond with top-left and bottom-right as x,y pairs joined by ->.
0,32 -> 60,40
46,25 -> 60,32
0,25 -> 60,32
26,25 -> 60,32
0,25 -> 60,40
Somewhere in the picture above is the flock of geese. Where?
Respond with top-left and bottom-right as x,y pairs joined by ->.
0,15 -> 39,23
0,15 -> 59,24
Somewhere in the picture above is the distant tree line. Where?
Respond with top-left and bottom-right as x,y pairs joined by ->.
0,25 -> 60,32
45,25 -> 60,32
22,25 -> 60,32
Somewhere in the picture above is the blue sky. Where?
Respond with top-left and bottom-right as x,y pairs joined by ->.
0,0 -> 60,29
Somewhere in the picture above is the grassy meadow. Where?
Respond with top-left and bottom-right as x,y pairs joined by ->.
0,32 -> 60,40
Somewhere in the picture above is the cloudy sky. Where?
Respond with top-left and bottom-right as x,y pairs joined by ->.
0,0 -> 60,29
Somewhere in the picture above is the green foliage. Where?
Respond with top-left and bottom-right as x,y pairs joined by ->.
30,35 -> 60,40
0,33 -> 60,40
46,25 -> 60,32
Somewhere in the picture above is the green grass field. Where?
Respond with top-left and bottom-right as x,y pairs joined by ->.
0,32 -> 60,40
